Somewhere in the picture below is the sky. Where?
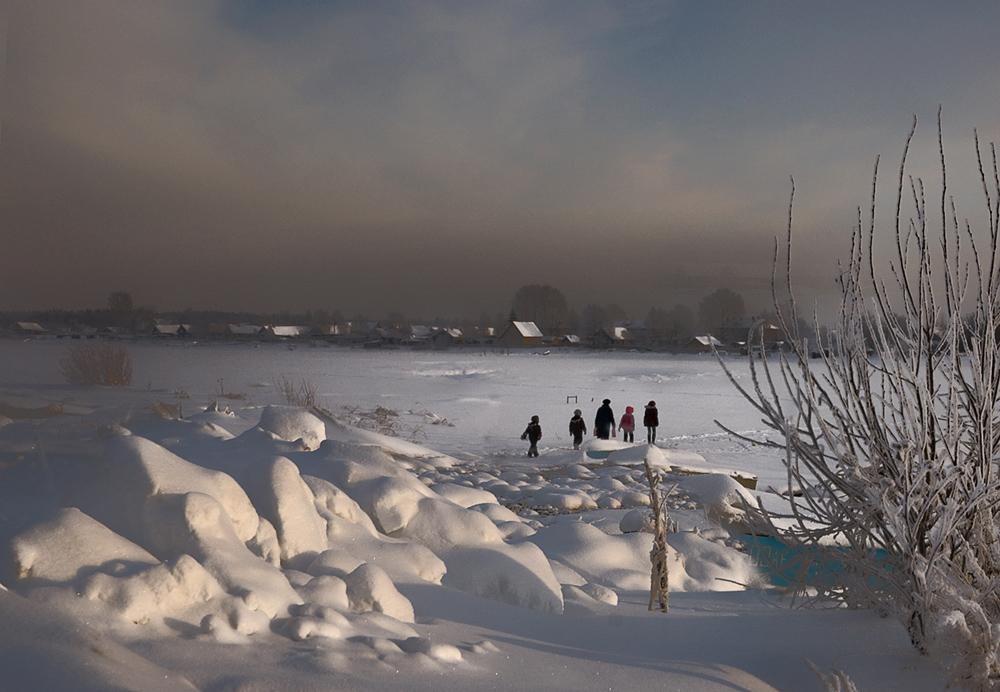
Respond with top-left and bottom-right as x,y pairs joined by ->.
2,1 -> 1000,321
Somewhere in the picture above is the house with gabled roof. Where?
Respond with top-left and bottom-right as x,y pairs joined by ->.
717,317 -> 781,347
591,326 -> 629,349
266,325 -> 314,340
13,322 -> 48,335
148,324 -> 190,338
431,328 -> 462,349
686,335 -> 723,352
226,324 -> 265,339
500,321 -> 543,347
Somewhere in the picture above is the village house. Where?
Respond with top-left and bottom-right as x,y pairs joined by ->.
12,322 -> 49,336
717,317 -> 782,347
685,335 -> 723,352
265,325 -> 314,340
430,328 -> 462,350
500,321 -> 543,347
148,324 -> 191,338
225,324 -> 266,340
591,326 -> 629,349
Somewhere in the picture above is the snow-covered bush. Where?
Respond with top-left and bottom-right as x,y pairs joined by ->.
719,114 -> 1000,690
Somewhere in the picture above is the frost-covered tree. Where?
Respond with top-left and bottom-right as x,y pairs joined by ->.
717,113 -> 1000,691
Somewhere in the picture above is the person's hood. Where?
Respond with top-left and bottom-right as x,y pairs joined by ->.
626,406 -> 634,414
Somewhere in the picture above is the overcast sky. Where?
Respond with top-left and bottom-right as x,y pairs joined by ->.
2,1 -> 999,320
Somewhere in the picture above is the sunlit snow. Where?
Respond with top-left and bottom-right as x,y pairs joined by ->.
0,341 -> 948,691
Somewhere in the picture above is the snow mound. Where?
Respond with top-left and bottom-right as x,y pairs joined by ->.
239,455 -> 329,570
441,543 -> 564,613
258,405 -> 326,450
525,520 -> 651,591
605,443 -> 669,467
430,482 -> 498,508
79,554 -> 229,626
344,563 -> 415,623
317,411 -> 457,467
0,589 -> 198,692
676,473 -> 755,526
9,507 -> 158,583
65,433 -> 260,544
667,531 -> 758,591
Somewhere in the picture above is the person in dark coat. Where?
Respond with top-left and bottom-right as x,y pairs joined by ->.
643,400 -> 659,444
521,415 -> 542,457
594,399 -> 616,440
569,409 -> 587,449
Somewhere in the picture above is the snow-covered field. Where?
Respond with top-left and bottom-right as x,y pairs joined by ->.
0,340 -> 948,691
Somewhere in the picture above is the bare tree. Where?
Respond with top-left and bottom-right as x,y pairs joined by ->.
108,290 -> 133,327
717,113 -> 1000,691
698,288 -> 744,334
647,304 -> 696,345
510,285 -> 571,334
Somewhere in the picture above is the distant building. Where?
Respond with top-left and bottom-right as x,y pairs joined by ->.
686,335 -> 723,352
591,326 -> 629,349
717,317 -> 781,347
226,324 -> 265,339
13,322 -> 47,335
431,328 -> 462,350
148,324 -> 190,338
500,321 -> 543,347
266,325 -> 314,340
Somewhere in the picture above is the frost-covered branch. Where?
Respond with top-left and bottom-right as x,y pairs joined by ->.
717,112 -> 1000,691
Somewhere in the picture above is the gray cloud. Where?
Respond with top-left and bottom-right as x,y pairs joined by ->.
2,1 -> 1000,320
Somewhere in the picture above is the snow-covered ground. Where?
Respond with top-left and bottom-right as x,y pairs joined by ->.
0,340 -> 948,691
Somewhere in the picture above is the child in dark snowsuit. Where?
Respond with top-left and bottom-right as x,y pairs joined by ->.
643,401 -> 659,444
569,409 -> 587,449
619,406 -> 635,443
521,415 -> 542,457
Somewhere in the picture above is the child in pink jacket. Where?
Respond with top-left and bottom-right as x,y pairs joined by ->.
618,406 -> 636,443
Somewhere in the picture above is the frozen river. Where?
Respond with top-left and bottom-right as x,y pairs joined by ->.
0,339 -> 789,489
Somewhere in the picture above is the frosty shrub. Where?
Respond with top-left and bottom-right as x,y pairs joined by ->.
274,374 -> 318,408
643,459 -> 676,612
60,341 -> 133,386
718,114 -> 1000,691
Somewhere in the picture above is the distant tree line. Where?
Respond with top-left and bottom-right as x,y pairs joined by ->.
2,285 -> 770,346
506,283 -> 751,339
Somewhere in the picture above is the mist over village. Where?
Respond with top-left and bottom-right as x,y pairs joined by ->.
2,283 -> 797,353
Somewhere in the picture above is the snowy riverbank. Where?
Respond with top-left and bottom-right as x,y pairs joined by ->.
0,341 -> 948,691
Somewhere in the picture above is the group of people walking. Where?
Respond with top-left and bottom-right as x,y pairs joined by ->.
522,399 -> 660,457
